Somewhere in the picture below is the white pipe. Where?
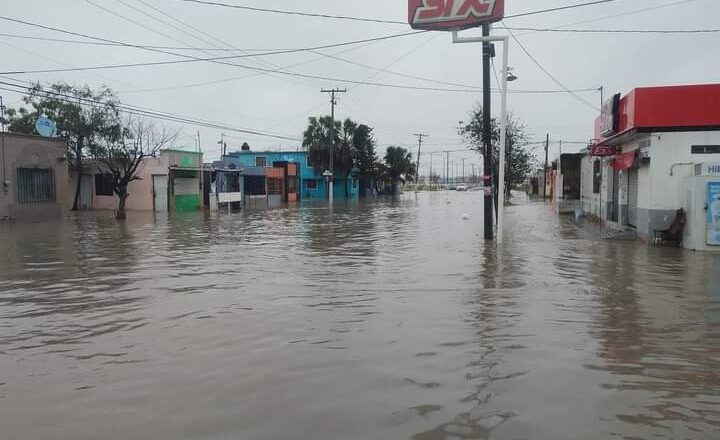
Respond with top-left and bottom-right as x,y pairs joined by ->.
497,36 -> 509,244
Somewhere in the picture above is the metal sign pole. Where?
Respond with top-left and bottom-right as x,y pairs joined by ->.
452,31 -> 509,243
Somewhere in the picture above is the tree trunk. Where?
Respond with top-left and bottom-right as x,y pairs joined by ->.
116,191 -> 128,220
345,174 -> 349,198
71,153 -> 82,211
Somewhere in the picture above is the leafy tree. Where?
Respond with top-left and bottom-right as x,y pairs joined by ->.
352,124 -> 379,197
458,105 -> 531,201
96,117 -> 176,220
1,82 -> 122,210
384,146 -> 415,194
302,116 -> 355,197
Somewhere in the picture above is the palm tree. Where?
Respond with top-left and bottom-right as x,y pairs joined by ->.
303,116 -> 356,197
384,146 -> 414,194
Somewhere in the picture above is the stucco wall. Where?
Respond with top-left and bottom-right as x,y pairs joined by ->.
0,133 -> 69,221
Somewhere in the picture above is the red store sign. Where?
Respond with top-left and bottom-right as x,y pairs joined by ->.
408,0 -> 505,30
591,145 -> 617,157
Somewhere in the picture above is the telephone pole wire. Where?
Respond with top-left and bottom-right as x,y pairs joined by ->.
413,133 -> 428,185
321,88 -> 347,204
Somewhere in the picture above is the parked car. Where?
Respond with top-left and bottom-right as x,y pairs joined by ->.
456,184 -> 468,192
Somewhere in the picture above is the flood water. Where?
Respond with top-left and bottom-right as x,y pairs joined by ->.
1,192 -> 719,440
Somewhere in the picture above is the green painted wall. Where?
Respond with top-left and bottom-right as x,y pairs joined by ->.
175,194 -> 200,212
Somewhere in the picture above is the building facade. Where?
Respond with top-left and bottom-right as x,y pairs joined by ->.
582,84 -> 720,249
221,150 -> 359,200
0,133 -> 71,221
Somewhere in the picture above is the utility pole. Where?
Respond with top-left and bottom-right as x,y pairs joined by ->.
321,88 -> 347,204
462,158 -> 466,183
481,24 -> 495,240
218,133 -> 226,157
413,133 -> 428,185
543,134 -> 550,201
444,151 -> 450,185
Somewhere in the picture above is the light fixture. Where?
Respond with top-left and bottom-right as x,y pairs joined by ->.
507,67 -> 518,82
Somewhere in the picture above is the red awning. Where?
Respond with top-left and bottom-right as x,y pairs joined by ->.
612,151 -> 636,171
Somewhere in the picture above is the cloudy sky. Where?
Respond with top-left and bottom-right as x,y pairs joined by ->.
0,0 -> 715,174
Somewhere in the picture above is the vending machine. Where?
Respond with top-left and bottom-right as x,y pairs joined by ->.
683,163 -> 720,251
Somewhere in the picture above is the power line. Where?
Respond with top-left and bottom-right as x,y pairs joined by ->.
503,23 -> 600,112
176,0 -> 623,24
512,0 -> 702,37
0,79 -> 301,141
504,0 -> 621,19
501,27 -> 720,34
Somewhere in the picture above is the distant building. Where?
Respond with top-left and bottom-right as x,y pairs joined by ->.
0,133 -> 70,221
582,84 -> 720,250
220,150 -> 359,201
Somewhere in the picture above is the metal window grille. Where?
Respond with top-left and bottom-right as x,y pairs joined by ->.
255,156 -> 267,167
95,174 -> 114,196
16,168 -> 55,203
267,178 -> 283,195
691,145 -> 720,154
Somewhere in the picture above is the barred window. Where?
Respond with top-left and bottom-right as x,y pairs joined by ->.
17,168 -> 55,203
255,156 -> 267,167
592,160 -> 601,194
95,174 -> 114,196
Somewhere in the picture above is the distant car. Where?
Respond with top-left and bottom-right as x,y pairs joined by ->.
456,184 -> 468,192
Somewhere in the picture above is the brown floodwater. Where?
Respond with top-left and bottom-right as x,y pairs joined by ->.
1,192 -> 719,440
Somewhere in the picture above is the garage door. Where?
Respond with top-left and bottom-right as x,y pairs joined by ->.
627,169 -> 639,227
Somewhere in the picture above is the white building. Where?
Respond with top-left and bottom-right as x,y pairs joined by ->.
581,84 -> 720,250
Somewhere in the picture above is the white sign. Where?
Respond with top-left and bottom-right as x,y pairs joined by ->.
702,163 -> 720,176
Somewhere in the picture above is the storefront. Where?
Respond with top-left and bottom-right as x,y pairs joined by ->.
581,84 -> 720,248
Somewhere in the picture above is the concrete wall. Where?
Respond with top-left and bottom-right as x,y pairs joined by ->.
0,133 -> 70,221
582,130 -> 720,238
69,155 -> 170,212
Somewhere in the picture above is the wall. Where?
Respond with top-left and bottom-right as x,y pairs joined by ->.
69,155 -> 170,212
0,133 -> 70,221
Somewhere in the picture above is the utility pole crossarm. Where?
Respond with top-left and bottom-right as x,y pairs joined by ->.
413,133 -> 428,185
321,88 -> 347,205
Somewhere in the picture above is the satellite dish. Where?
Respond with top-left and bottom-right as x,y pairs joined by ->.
35,116 -> 57,138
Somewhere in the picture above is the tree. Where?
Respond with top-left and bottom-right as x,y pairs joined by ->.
2,82 -> 122,211
352,124 -> 379,197
384,146 -> 414,194
458,105 -> 532,200
96,118 -> 176,220
302,116 -> 355,197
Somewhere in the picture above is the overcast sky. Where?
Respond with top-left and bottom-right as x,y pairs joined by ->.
0,0 -> 715,173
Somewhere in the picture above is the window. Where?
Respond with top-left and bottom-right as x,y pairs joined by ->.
267,178 -> 283,195
692,145 -> 720,154
592,160 -> 601,194
95,174 -> 114,196
16,168 -> 55,203
256,156 -> 267,167
305,179 -> 317,190
287,176 -> 298,193
306,156 -> 313,167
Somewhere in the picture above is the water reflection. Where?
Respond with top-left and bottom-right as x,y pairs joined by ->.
0,195 -> 719,440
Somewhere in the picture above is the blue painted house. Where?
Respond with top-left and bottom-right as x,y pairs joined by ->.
221,150 -> 359,200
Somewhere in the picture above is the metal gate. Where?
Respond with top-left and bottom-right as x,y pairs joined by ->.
611,169 -> 620,223
78,174 -> 93,210
153,175 -> 168,212
627,169 -> 639,227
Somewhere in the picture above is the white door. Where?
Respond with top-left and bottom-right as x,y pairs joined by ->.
153,175 -> 168,212
627,169 -> 639,227
79,174 -> 93,210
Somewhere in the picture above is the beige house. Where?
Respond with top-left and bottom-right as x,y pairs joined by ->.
0,132 -> 70,221
71,149 -> 203,213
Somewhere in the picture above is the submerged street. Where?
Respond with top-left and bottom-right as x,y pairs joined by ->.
1,192 -> 720,440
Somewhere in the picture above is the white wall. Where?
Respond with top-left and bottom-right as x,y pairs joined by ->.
649,131 -> 720,210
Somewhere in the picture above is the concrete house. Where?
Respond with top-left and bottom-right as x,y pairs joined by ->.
0,132 -> 71,221
221,150 -> 359,201
582,84 -> 720,250
70,149 -> 203,213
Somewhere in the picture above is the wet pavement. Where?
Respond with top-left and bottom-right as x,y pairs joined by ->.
1,192 -> 719,440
